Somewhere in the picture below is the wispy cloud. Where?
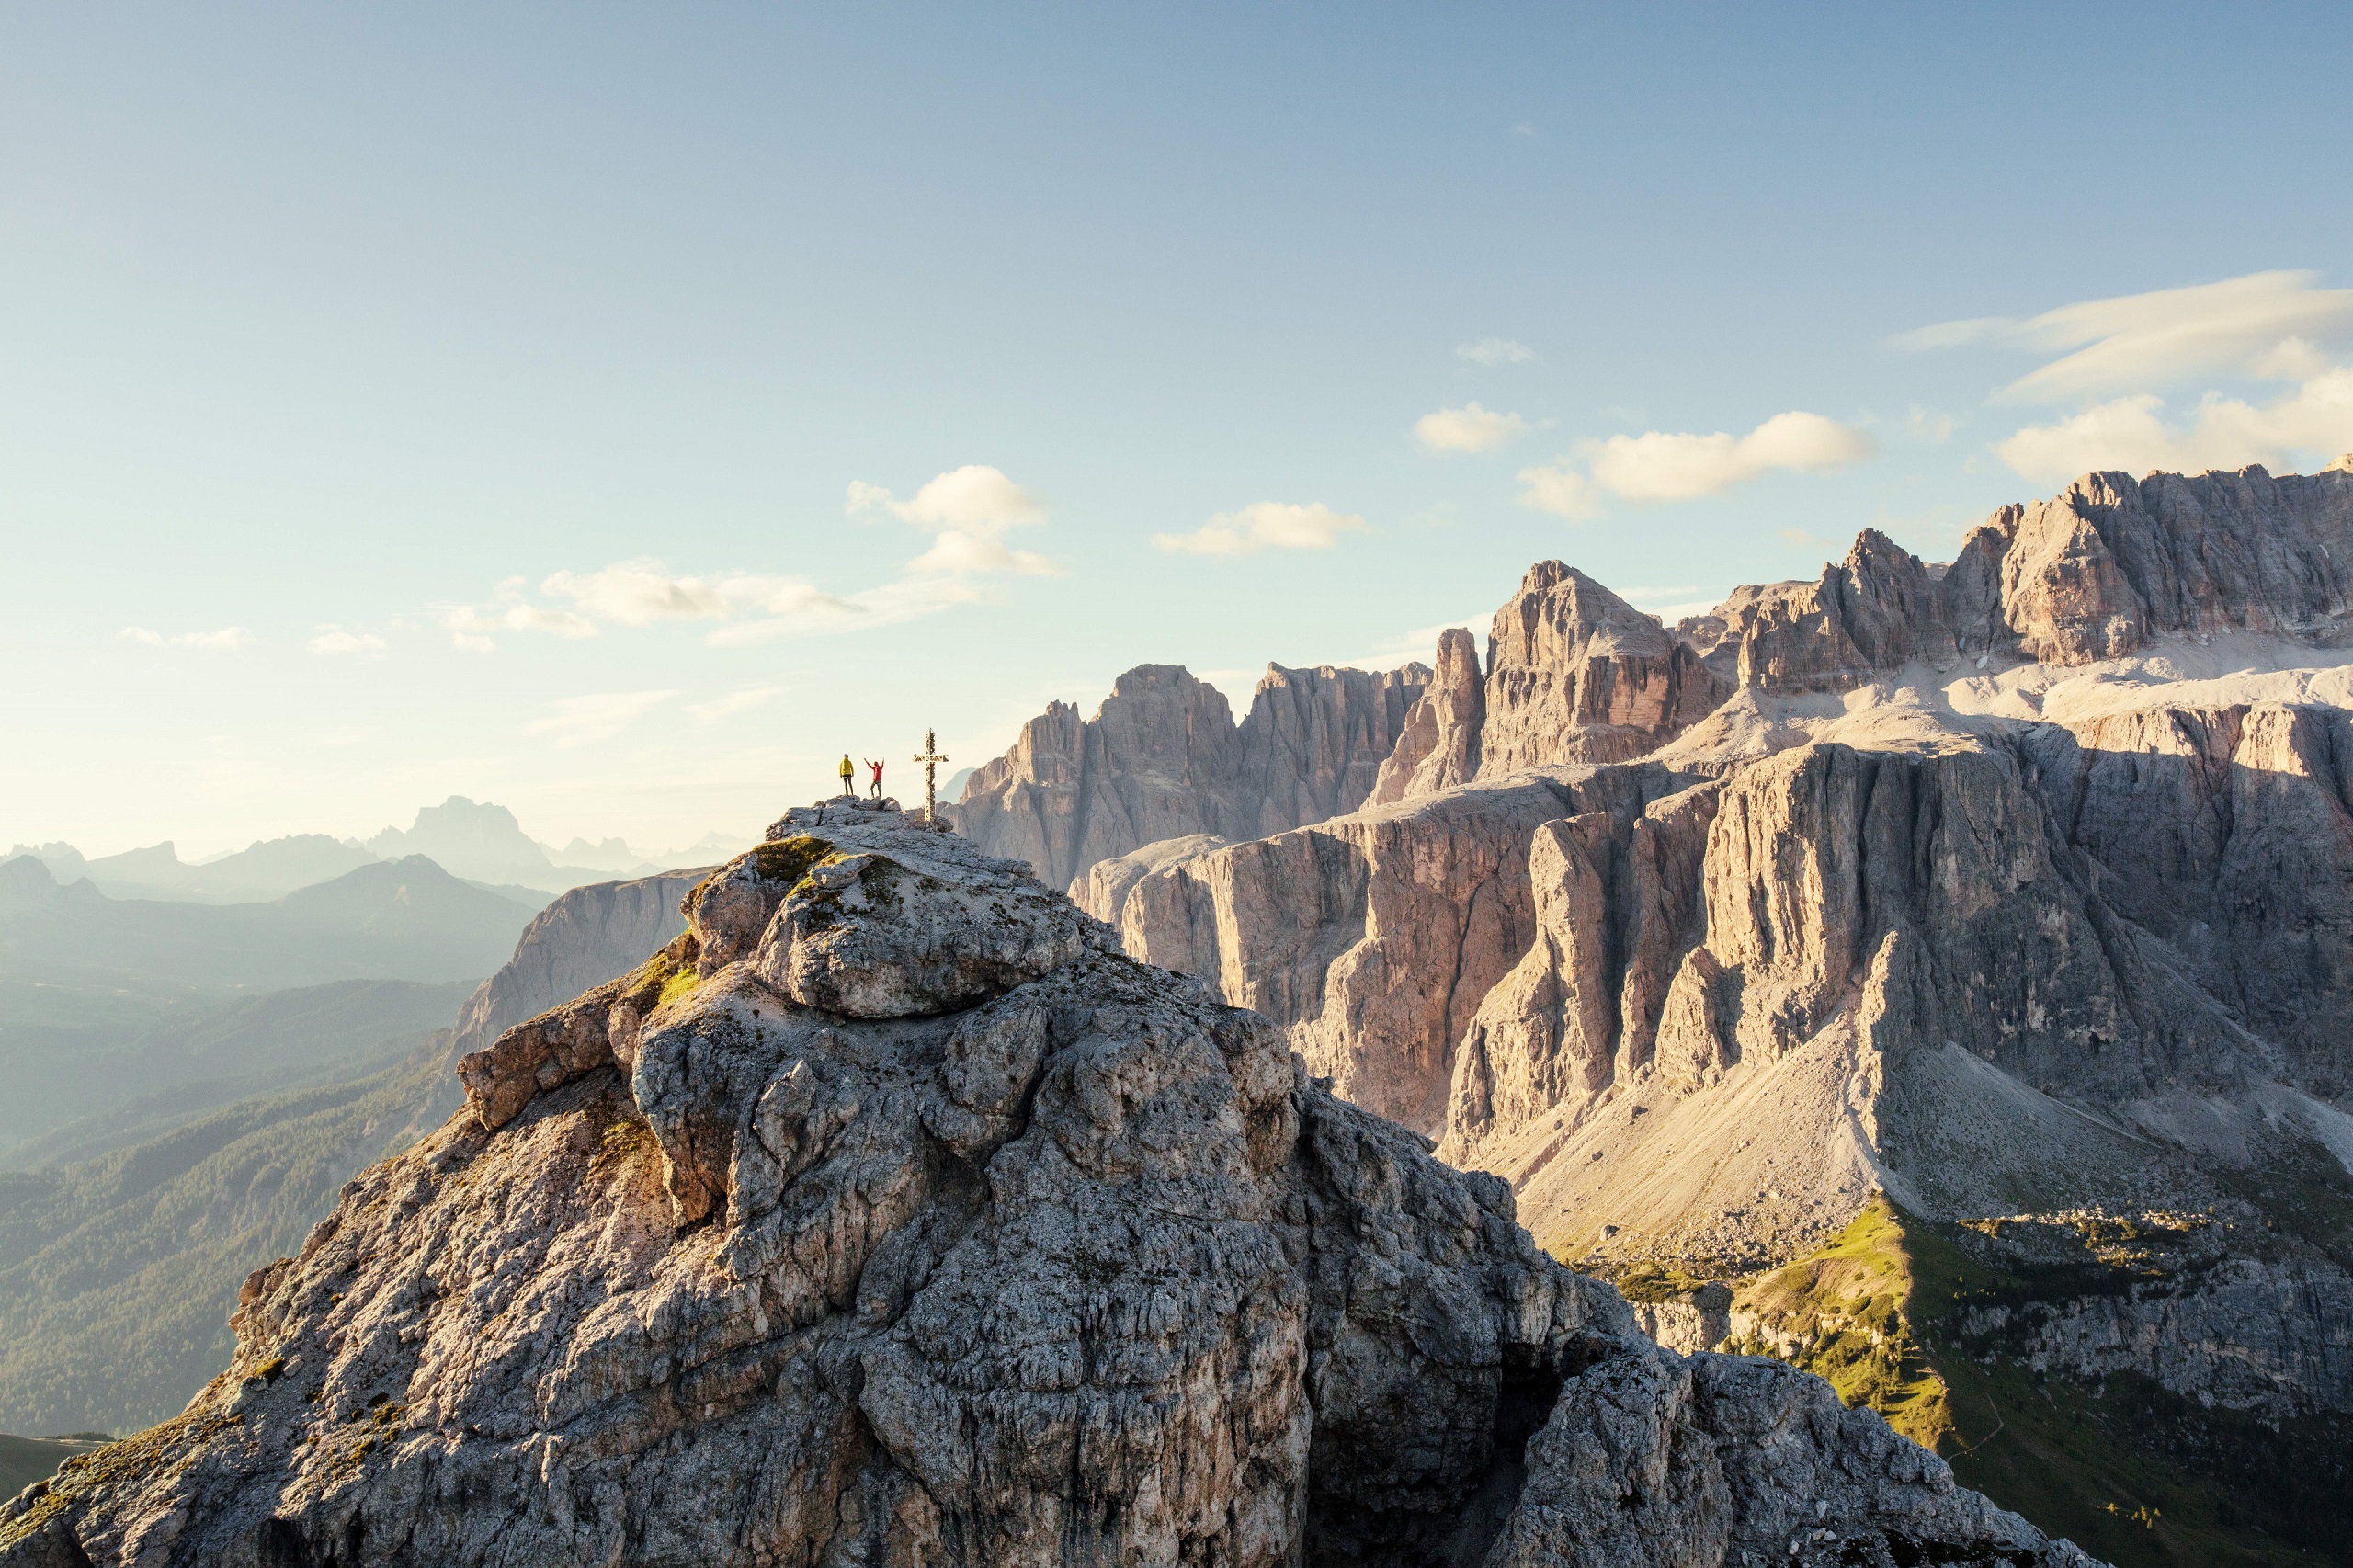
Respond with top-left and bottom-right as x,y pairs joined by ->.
1897,270 -> 2353,403
540,563 -> 858,627
1906,405 -> 1960,443
120,626 -> 252,650
440,558 -> 929,651
706,575 -> 981,648
1457,337 -> 1537,366
684,686 -> 782,725
523,689 -> 681,747
1995,367 -> 2353,485
1587,412 -> 1876,501
1414,402 -> 1529,453
1515,464 -> 1601,520
308,627 -> 386,654
438,464 -> 1057,653
1904,272 -> 2353,483
1516,410 -> 1874,517
1152,501 -> 1368,559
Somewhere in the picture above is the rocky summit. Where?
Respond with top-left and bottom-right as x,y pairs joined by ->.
0,797 -> 2092,1567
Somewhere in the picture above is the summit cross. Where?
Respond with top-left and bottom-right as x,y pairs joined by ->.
914,729 -> 949,824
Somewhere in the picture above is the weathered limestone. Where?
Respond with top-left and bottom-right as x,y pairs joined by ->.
449,867 -> 710,1056
1370,626 -> 1485,804
952,661 -> 1427,891
0,811 -> 2093,1568
1677,463 -> 2353,687
1477,562 -> 1732,775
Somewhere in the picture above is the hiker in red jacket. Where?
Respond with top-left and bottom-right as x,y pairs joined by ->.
865,758 -> 884,800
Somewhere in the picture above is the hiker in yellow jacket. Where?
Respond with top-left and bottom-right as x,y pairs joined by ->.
838,754 -> 855,799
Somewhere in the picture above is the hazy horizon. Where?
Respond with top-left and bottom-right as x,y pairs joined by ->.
8,3 -> 2353,857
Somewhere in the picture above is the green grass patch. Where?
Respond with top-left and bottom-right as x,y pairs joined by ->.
1605,1260 -> 1717,1305
1722,1197 -> 1950,1446
655,968 -> 699,1009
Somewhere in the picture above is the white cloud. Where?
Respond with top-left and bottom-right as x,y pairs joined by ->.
685,686 -> 781,725
1152,501 -> 1368,559
540,562 -> 858,625
1414,402 -> 1529,453
308,627 -> 386,654
1906,405 -> 1960,443
542,563 -> 731,625
906,531 -> 1064,577
705,576 -> 980,648
847,465 -> 1044,532
440,468 -> 1052,656
1515,464 -> 1601,519
1897,270 -> 2353,403
1995,367 -> 2353,485
847,464 -> 1061,577
119,626 -> 253,650
443,564 -> 869,651
1587,411 -> 1877,501
1512,411 -> 1873,516
1457,337 -> 1537,366
501,604 -> 598,638
522,689 -> 681,748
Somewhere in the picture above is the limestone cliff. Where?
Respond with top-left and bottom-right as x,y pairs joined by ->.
1083,463 -> 2353,1559
0,801 -> 2094,1568
448,867 -> 711,1057
951,661 -> 1427,892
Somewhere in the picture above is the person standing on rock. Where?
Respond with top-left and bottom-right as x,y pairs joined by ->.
838,754 -> 854,799
865,757 -> 884,800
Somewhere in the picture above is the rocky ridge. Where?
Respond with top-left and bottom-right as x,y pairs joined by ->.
0,800 -> 2094,1567
952,660 -> 1427,893
1074,462 -> 2353,1559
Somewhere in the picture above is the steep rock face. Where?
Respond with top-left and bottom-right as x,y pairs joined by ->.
953,663 -> 1427,892
1958,1250 -> 2353,1425
1439,733 -> 2303,1261
1683,528 -> 1998,692
1678,464 -> 2353,689
0,801 -> 2092,1568
1370,627 -> 1486,804
449,868 -> 710,1056
2018,699 -> 2353,1096
1235,661 -> 1434,839
1438,784 -> 1717,1172
1476,563 -> 1731,776
1109,767 -> 1690,1135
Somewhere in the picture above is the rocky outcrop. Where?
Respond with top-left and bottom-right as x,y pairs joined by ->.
1956,1246 -> 2353,1425
1677,464 -> 2353,689
952,661 -> 1427,892
1476,563 -> 1731,775
1680,528 -> 2002,692
1108,767 -> 1689,1135
448,868 -> 710,1056
1370,627 -> 1485,804
2018,699 -> 2353,1097
0,801 -> 2095,1568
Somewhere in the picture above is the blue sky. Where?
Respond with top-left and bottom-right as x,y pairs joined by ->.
6,3 -> 2352,857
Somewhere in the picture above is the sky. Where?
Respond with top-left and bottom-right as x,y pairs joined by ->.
6,2 -> 2353,858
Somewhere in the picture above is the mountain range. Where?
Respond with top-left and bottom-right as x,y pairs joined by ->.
9,461 -> 2353,1564
949,460 -> 2353,1565
0,865 -> 709,1437
0,800 -> 2094,1568
10,798 -> 749,903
